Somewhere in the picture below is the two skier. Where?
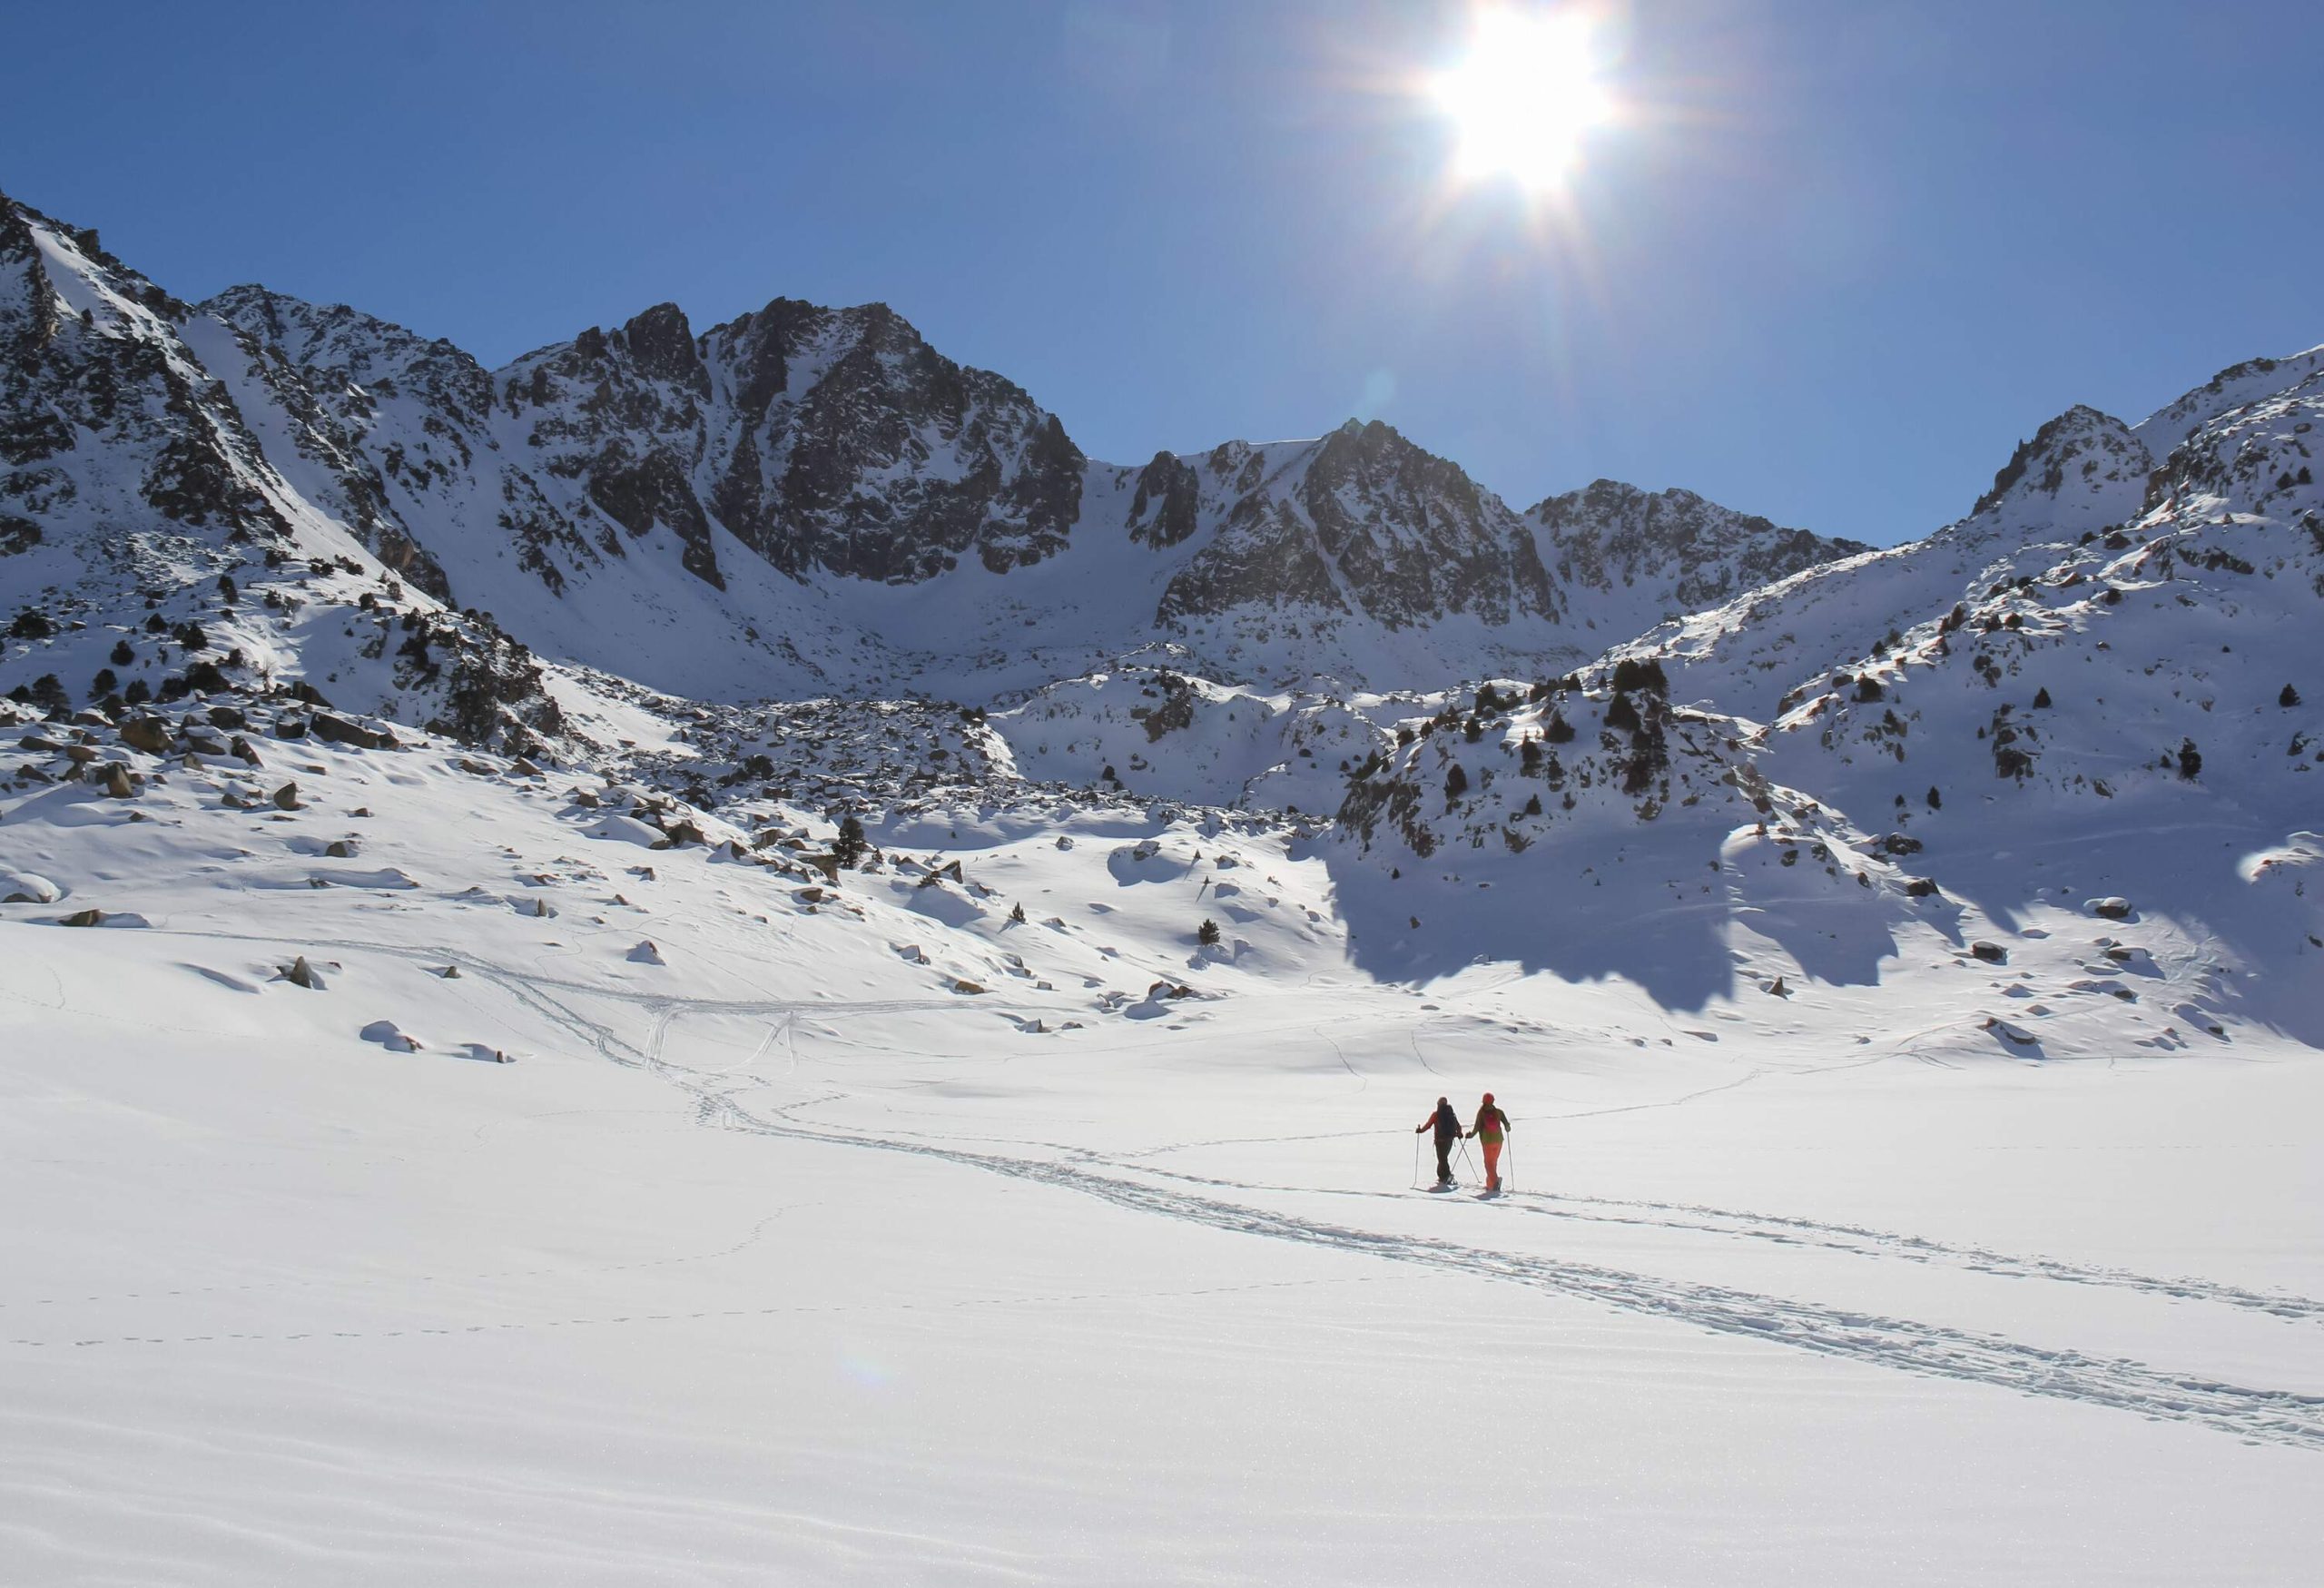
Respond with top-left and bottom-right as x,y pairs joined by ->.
1414,1092 -> 1512,1192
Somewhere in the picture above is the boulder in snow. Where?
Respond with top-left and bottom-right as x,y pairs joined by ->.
2,872 -> 62,904
359,1020 -> 424,1052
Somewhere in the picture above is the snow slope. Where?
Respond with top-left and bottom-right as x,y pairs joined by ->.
4,707 -> 2320,1583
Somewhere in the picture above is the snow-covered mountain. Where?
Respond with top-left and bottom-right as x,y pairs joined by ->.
0,189 -> 1864,701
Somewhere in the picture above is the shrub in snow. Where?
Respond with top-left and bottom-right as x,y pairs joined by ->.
2177,739 -> 2202,780
1197,918 -> 1221,947
7,609 -> 52,640
1444,763 -> 1469,804
1610,656 -> 1668,695
110,639 -> 134,666
2033,686 -> 2053,708
2284,684 -> 2304,708
90,668 -> 116,697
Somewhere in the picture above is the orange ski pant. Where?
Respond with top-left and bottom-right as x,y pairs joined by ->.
1482,1139 -> 1502,1186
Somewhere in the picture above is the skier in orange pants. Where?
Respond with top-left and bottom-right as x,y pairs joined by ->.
1468,1092 -> 1512,1193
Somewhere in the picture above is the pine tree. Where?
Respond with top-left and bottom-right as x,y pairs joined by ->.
1009,902 -> 1027,924
1444,763 -> 1469,804
1197,917 -> 1221,947
833,814 -> 868,868
2033,686 -> 2052,708
110,639 -> 135,666
2283,683 -> 2303,708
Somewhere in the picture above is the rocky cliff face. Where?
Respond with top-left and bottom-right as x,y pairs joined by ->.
495,296 -> 1088,590
1148,422 -> 1558,630
1524,480 -> 1869,643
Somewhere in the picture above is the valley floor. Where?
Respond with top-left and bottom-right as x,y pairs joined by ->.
5,906 -> 2319,1583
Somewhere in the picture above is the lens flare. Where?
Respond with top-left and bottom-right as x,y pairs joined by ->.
1431,6 -> 1612,190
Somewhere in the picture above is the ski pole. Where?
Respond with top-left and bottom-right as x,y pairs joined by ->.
1458,1139 -> 1478,1185
1505,1137 -> 1515,1194
1412,1133 -> 1422,1189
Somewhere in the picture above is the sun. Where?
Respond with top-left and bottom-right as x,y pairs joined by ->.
1431,6 -> 1612,190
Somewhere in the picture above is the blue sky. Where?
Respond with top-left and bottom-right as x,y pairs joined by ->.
7,1 -> 2319,544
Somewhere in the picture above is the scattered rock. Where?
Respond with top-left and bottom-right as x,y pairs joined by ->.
101,763 -> 134,798
280,955 -> 325,990
58,908 -> 105,927
435,964 -> 461,979
324,839 -> 359,858
231,735 -> 262,765
272,782 -> 300,811
1766,975 -> 1790,998
626,939 -> 665,964
274,716 -> 310,741
952,979 -> 986,995
1971,941 -> 2009,964
206,705 -> 246,730
796,885 -> 827,904
510,756 -> 542,777
2089,896 -> 2133,920
310,712 -> 394,750
117,715 -> 172,754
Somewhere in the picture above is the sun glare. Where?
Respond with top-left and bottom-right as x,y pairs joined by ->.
1432,7 -> 1611,190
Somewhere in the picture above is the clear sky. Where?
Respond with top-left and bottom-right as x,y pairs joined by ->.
7,1 -> 2319,545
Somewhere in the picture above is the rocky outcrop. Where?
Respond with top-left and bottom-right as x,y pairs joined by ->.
1526,480 -> 1870,632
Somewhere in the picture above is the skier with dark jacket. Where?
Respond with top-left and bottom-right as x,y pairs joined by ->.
1468,1092 -> 1512,1193
1416,1096 -> 1462,1188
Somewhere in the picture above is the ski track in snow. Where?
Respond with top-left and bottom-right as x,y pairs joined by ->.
25,928 -> 2324,1452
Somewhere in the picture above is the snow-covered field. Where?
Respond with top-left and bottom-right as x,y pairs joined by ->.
5,736 -> 2318,1584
